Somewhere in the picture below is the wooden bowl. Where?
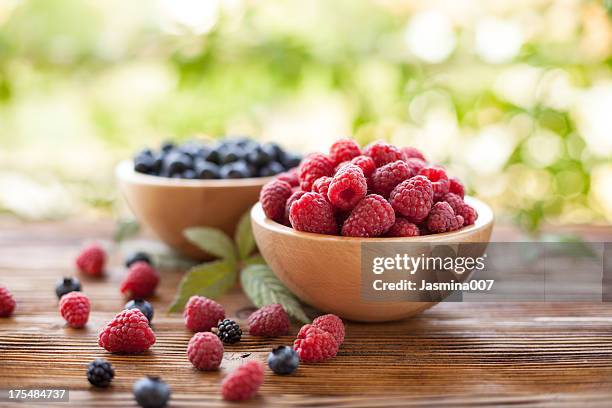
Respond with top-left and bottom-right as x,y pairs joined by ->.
251,197 -> 494,322
116,160 -> 272,259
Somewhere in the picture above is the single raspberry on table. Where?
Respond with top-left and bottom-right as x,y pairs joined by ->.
76,243 -> 106,276
248,303 -> 291,337
0,285 -> 16,317
386,217 -> 420,237
363,141 -> 405,167
442,193 -> 478,226
350,155 -> 376,178
389,175 -> 434,224
284,190 -> 307,225
59,291 -> 90,328
449,176 -> 465,198
120,261 -> 159,299
221,360 -> 265,401
400,146 -> 426,162
298,153 -> 334,191
341,194 -> 395,237
293,325 -> 339,362
426,201 -> 464,233
311,314 -> 345,345
329,138 -> 361,165
327,164 -> 367,211
370,160 -> 414,197
187,332 -> 224,371
419,166 -> 450,201
184,295 -> 225,332
276,170 -> 299,187
98,309 -> 156,353
312,176 -> 332,197
260,179 -> 293,223
289,192 -> 338,235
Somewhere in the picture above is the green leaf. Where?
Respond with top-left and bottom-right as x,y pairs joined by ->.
113,219 -> 140,243
240,264 -> 310,323
235,210 -> 256,260
184,227 -> 237,261
168,260 -> 237,313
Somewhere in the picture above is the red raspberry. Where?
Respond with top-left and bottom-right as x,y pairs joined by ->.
386,217 -> 420,237
221,360 -> 264,401
370,160 -> 414,197
350,155 -> 376,178
76,243 -> 106,276
419,225 -> 431,236
260,179 -> 293,223
284,190 -> 307,225
442,193 -> 478,226
449,176 -> 465,198
389,175 -> 434,223
312,314 -> 345,345
405,158 -> 426,175
0,286 -> 16,317
419,166 -> 449,201
298,153 -> 334,191
327,164 -> 367,211
329,138 -> 361,165
289,192 -> 338,235
341,194 -> 395,237
400,146 -> 426,162
98,309 -> 155,353
293,325 -> 339,362
312,176 -> 332,197
364,141 -> 405,167
184,295 -> 225,332
247,303 -> 291,337
187,332 -> 224,370
276,170 -> 299,187
120,261 -> 160,299
59,292 -> 90,328
426,201 -> 464,233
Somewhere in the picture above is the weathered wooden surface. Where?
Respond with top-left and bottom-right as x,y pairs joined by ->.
1,218 -> 612,407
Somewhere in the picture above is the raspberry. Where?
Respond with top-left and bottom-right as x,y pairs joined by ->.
298,153 -> 334,191
187,332 -> 224,370
59,292 -> 90,328
312,314 -> 345,345
442,193 -> 478,226
405,158 -> 426,175
350,155 -> 376,178
120,261 -> 160,299
312,176 -> 332,197
329,138 -> 361,165
327,164 -> 367,211
364,141 -> 405,167
426,201 -> 464,233
260,179 -> 293,223
248,303 -> 290,337
386,217 -> 420,237
221,360 -> 265,401
449,176 -> 465,198
98,309 -> 156,353
289,192 -> 338,235
184,295 -> 225,332
293,325 -> 339,362
341,194 -> 395,237
389,176 -> 434,223
419,166 -> 449,201
370,160 -> 414,197
284,190 -> 307,225
276,170 -> 299,187
400,146 -> 426,162
0,285 -> 16,317
76,243 -> 106,276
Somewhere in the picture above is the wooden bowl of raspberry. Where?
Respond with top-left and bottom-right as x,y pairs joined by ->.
251,139 -> 494,322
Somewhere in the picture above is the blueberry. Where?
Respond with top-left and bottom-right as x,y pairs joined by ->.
204,149 -> 221,164
164,152 -> 192,176
220,162 -> 251,179
125,251 -> 152,268
152,153 -> 164,175
125,299 -> 154,323
133,376 -> 170,408
261,143 -> 280,161
247,147 -> 273,167
195,160 -> 220,179
161,141 -> 175,153
134,154 -> 155,174
55,277 -> 81,299
259,161 -> 285,177
182,169 -> 196,179
281,152 -> 302,169
268,346 -> 299,375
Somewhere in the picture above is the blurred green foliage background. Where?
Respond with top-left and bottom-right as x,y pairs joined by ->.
0,0 -> 610,230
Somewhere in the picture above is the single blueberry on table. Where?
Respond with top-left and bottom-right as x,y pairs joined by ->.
125,298 -> 154,323
268,346 -> 299,375
133,376 -> 170,408
55,277 -> 81,299
125,251 -> 153,268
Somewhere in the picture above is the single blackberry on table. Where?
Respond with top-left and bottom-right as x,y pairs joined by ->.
86,358 -> 115,388
125,298 -> 154,323
216,319 -> 242,344
268,346 -> 299,375
125,251 -> 152,268
55,277 -> 81,299
133,376 -> 171,408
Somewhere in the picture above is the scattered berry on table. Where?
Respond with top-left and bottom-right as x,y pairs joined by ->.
247,304 -> 290,337
0,285 -> 16,317
311,314 -> 345,345
327,164 -> 367,211
293,325 -> 339,363
400,146 -> 426,162
125,298 -> 154,323
289,192 -> 338,235
187,332 -> 224,370
183,295 -> 225,332
419,166 -> 450,201
98,309 -> 156,353
125,251 -> 153,268
449,176 -> 465,198
55,276 -> 81,299
312,176 -> 332,197
268,346 -> 299,375
133,376 -> 171,408
260,179 -> 293,223
120,262 -> 160,299
216,319 -> 242,344
389,176 -> 434,224
329,138 -> 361,165
86,358 -> 115,388
221,360 -> 265,401
370,160 -> 414,197
350,155 -> 376,178
363,141 -> 405,167
426,201 -> 464,233
298,153 -> 334,191
341,194 -> 395,237
76,243 -> 106,276
59,292 -> 90,328
385,217 -> 420,237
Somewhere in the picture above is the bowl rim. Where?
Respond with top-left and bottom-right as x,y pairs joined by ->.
251,195 -> 494,243
115,160 -> 275,188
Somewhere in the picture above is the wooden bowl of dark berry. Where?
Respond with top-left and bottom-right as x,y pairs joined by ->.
117,137 -> 301,259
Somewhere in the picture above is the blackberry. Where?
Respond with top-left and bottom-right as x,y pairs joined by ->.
55,277 -> 81,299
125,298 -> 154,323
216,319 -> 242,344
86,358 -> 115,388
125,251 -> 152,268
133,376 -> 171,408
268,346 -> 299,375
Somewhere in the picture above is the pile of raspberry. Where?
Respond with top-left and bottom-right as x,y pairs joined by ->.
260,139 -> 478,237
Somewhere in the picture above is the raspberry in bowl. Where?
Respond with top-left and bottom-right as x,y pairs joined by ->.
251,139 -> 494,321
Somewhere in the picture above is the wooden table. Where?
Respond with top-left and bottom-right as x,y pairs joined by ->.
1,219 -> 612,407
